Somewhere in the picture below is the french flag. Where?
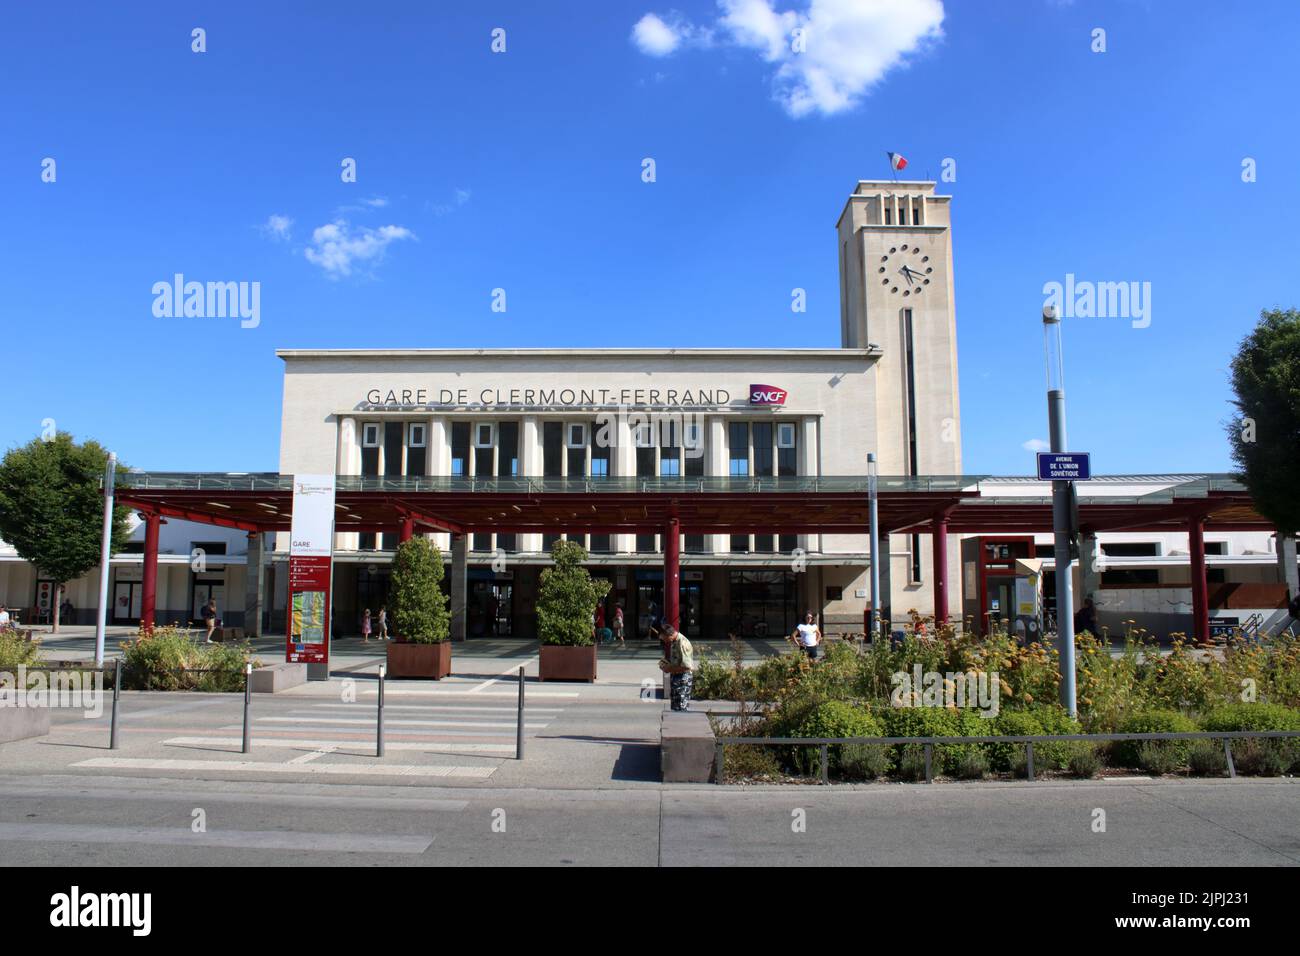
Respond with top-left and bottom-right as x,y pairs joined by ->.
887,151 -> 908,172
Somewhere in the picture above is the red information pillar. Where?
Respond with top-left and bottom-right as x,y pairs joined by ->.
932,515 -> 949,626
140,512 -> 160,631
1188,513 -> 1209,645
287,556 -> 332,665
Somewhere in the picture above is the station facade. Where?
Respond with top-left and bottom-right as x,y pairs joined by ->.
272,181 -> 962,640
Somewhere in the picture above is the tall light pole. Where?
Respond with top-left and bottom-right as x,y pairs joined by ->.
867,452 -> 881,641
94,452 -> 117,667
1043,306 -> 1077,716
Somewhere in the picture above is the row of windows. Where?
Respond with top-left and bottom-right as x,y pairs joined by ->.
354,419 -> 800,479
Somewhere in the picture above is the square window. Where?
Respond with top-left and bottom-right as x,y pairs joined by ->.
407,423 -> 426,448
777,422 -> 796,449
474,423 -> 495,448
566,423 -> 587,449
361,423 -> 381,448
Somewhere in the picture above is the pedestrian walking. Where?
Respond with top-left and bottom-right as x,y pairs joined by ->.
790,611 -> 822,660
377,606 -> 389,641
362,607 -> 372,643
658,623 -> 696,711
201,599 -> 218,643
613,604 -> 625,644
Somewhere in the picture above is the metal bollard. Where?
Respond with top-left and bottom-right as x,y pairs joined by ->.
376,664 -> 386,757
819,744 -> 830,785
241,662 -> 252,754
516,664 -> 525,760
1223,738 -> 1236,778
109,660 -> 121,750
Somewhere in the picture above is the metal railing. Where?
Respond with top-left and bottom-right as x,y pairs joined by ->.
712,729 -> 1300,785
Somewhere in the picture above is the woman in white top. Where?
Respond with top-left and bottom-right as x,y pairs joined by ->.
791,612 -> 823,660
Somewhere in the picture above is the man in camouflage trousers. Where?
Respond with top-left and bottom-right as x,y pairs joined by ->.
659,623 -> 696,711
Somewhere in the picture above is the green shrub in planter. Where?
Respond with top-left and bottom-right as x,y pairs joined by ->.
1187,740 -> 1229,777
1232,738 -> 1292,776
1196,702 -> 1300,770
1067,745 -> 1102,779
1137,741 -> 1181,776
1113,708 -> 1198,767
119,626 -> 256,691
952,749 -> 988,780
789,701 -> 884,778
840,743 -> 890,781
897,746 -> 928,782
537,539 -> 610,646
882,706 -> 985,775
389,537 -> 449,643
0,629 -> 40,671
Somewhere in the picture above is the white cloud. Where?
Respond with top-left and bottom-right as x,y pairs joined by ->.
632,0 -> 945,117
261,214 -> 293,241
361,196 -> 389,208
632,13 -> 686,55
1022,438 -> 1050,453
304,220 -> 416,278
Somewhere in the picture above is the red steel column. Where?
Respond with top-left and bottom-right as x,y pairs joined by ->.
141,511 -> 160,632
932,515 -> 949,626
1188,513 -> 1209,644
664,516 -> 681,630
399,516 -> 414,542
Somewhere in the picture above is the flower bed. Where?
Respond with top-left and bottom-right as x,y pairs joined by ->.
699,626 -> 1300,783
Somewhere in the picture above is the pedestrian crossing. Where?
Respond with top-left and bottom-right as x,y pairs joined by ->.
69,695 -> 568,780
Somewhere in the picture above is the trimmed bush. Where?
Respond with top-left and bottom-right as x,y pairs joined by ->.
537,539 -> 610,646
1202,702 -> 1300,772
389,537 -> 449,643
1232,738 -> 1291,777
952,749 -> 988,780
1137,741 -> 1180,775
1113,708 -> 1198,767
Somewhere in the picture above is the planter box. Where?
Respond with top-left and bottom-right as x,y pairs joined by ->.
386,641 -> 452,679
539,643 -> 597,682
0,706 -> 51,744
250,662 -> 307,694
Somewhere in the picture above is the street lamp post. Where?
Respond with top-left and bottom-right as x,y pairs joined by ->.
867,452 -> 881,641
1043,306 -> 1077,717
94,452 -> 117,667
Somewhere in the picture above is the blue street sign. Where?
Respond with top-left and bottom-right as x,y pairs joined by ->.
1037,452 -> 1091,481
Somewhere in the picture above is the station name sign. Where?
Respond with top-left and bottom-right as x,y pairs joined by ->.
363,387 -> 734,409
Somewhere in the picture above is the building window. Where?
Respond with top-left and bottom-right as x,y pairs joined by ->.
474,423 -> 495,449
1101,542 -> 1161,557
361,422 -> 380,447
728,422 -> 749,477
777,422 -> 796,449
543,422 -> 563,478
450,422 -> 470,477
407,423 -> 426,448
566,423 -> 587,449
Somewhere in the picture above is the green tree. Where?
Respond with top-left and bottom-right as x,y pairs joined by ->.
1228,308 -> 1300,535
0,433 -> 129,632
537,539 -> 611,646
388,536 -> 449,643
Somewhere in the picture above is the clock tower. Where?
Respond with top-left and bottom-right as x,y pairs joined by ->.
837,180 -> 962,478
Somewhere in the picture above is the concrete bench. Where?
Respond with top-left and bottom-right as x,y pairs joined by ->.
661,711 -> 717,783
0,706 -> 51,744
249,662 -> 306,694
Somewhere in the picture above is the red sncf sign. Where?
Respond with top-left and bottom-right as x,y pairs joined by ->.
749,384 -> 787,406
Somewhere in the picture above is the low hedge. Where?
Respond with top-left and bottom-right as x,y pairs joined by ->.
1113,708 -> 1199,767
1202,703 -> 1300,774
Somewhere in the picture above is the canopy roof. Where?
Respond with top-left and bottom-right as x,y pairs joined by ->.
111,472 -> 1280,537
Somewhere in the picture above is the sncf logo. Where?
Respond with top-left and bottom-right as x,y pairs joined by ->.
749,384 -> 787,406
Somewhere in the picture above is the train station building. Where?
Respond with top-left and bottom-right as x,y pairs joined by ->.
1,181 -> 1295,643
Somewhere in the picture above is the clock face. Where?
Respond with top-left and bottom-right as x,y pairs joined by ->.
877,243 -> 933,297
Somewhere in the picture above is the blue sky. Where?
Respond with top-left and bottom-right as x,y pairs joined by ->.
3,1 -> 1297,476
